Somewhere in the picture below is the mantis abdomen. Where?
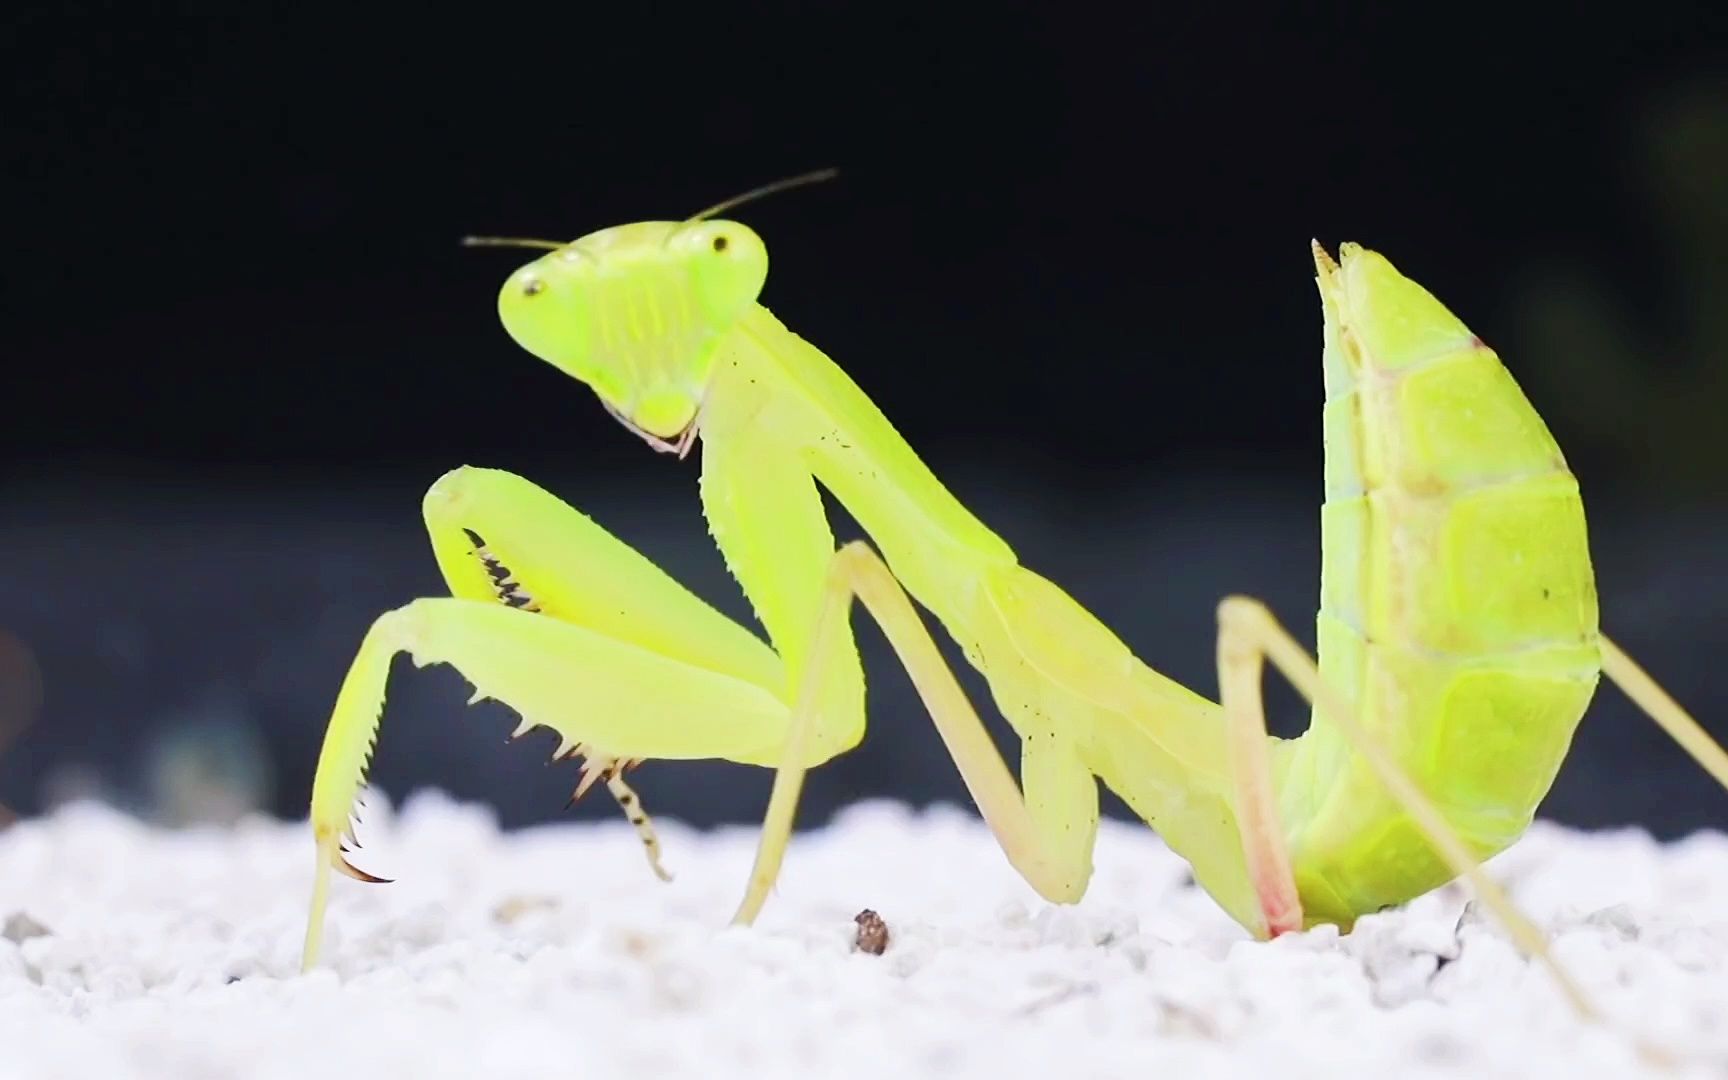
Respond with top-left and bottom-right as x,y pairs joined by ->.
1281,244 -> 1601,925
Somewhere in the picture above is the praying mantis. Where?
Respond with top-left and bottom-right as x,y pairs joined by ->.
299,175 -> 1728,1044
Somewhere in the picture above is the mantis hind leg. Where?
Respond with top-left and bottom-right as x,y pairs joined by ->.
1216,603 -> 1304,938
730,540 -> 1097,926
1215,596 -> 1606,1027
1598,636 -> 1728,796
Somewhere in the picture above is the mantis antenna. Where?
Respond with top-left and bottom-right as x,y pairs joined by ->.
459,235 -> 565,250
684,166 -> 840,222
458,167 -> 841,251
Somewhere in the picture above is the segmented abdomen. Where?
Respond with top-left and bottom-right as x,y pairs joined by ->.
1284,337 -> 1602,926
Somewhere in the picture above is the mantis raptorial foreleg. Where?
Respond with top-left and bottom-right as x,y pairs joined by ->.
731,540 -> 1097,927
420,467 -> 787,693
301,467 -> 799,972
300,594 -> 790,969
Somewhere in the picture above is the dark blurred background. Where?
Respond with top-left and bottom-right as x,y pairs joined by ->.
4,10 -> 1727,841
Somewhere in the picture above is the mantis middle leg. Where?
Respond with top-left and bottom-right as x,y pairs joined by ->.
724,537 -> 1319,945
729,539 -> 1099,926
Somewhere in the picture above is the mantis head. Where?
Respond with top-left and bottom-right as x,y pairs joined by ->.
468,169 -> 837,456
486,219 -> 769,454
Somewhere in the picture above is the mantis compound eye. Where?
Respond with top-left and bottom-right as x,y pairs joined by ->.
520,274 -> 545,297
710,233 -> 730,253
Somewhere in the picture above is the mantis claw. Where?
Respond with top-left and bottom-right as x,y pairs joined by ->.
334,851 -> 392,884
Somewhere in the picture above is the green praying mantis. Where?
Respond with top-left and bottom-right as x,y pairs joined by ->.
298,173 -> 1728,1043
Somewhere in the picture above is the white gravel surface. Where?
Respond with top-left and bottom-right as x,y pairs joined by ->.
2,791 -> 1726,1079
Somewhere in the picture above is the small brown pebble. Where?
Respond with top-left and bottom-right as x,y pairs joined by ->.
852,909 -> 890,955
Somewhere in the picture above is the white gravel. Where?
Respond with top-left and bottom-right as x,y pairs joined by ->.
2,790 -> 1726,1079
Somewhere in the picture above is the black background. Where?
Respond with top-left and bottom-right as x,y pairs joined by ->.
5,9 -> 1728,842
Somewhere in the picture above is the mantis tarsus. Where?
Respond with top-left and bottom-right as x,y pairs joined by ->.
299,178 -> 1728,1053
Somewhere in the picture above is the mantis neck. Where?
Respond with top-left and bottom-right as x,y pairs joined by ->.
722,303 -> 1017,602
689,301 -> 1022,763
